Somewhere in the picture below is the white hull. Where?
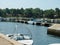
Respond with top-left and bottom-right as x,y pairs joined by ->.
28,21 -> 34,24
18,40 -> 33,45
49,43 -> 60,45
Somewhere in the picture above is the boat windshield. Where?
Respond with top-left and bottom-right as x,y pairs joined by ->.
7,34 -> 32,40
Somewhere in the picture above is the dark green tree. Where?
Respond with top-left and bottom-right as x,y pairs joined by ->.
0,9 -> 3,17
44,9 -> 55,18
55,8 -> 60,18
24,8 -> 33,17
32,8 -> 43,18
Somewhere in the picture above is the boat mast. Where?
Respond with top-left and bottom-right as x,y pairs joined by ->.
24,25 -> 32,38
13,24 -> 18,34
15,24 -> 18,34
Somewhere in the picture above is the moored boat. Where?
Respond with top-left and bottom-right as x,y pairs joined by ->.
6,24 -> 33,45
49,43 -> 60,45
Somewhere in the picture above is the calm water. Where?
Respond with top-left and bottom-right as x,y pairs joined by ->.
0,22 -> 60,45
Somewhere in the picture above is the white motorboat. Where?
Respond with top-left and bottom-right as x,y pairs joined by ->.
6,25 -> 33,45
49,43 -> 60,45
6,34 -> 33,45
27,21 -> 34,24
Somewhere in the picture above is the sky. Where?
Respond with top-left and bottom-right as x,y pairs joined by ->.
0,0 -> 60,10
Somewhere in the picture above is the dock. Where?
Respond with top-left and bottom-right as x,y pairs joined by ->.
47,24 -> 60,36
0,33 -> 23,45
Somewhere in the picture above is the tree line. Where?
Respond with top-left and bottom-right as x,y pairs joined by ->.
0,8 -> 60,19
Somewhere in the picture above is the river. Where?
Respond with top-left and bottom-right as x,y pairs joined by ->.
0,22 -> 60,45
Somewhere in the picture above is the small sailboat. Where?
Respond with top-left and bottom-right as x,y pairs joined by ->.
6,24 -> 33,45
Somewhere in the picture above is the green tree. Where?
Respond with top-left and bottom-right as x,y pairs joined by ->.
55,8 -> 60,18
44,9 -> 55,18
24,8 -> 33,17
32,8 -> 43,18
0,9 -> 3,17
20,8 -> 24,15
